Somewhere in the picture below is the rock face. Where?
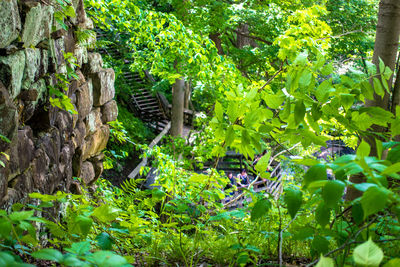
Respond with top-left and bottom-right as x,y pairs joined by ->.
0,0 -> 117,207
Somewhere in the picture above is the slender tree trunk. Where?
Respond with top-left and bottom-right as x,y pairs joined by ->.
184,80 -> 191,109
171,78 -> 185,137
347,0 -> 400,200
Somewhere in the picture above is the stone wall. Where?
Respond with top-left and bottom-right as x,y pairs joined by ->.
0,0 -> 117,207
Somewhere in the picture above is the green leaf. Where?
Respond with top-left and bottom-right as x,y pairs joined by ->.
352,202 -> 364,225
215,101 -> 223,122
353,238 -> 384,267
315,79 -> 332,102
294,101 -> 306,125
32,248 -> 63,262
361,186 -> 389,218
96,232 -> 114,250
0,220 -> 12,238
373,77 -> 385,97
299,69 -> 312,87
383,162 -> 400,175
92,205 -> 119,223
357,140 -> 371,158
321,63 -> 333,76
64,6 -> 76,18
250,198 -> 271,221
316,203 -> 330,228
263,93 -> 285,109
384,258 -> 400,267
88,251 -> 128,267
284,188 -> 302,219
65,241 -> 91,255
361,81 -> 374,100
322,180 -> 345,208
312,235 -> 330,255
9,210 -> 34,221
75,215 -> 93,236
255,152 -> 271,174
316,255 -> 334,267
303,164 -> 327,188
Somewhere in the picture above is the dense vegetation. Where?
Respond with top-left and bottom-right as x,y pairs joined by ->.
1,0 -> 400,266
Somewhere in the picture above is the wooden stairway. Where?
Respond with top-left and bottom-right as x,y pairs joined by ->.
95,29 -> 169,133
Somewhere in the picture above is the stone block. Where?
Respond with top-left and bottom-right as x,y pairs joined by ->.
80,161 -> 95,184
0,0 -> 21,48
74,44 -> 88,67
88,154 -> 104,182
72,120 -> 86,149
49,37 -> 66,73
17,127 -> 35,172
22,3 -> 54,47
101,100 -> 118,123
86,108 -> 102,135
37,127 -> 61,167
82,125 -> 110,161
76,82 -> 93,119
31,149 -> 50,189
84,53 -> 103,74
0,51 -> 26,100
22,48 -> 41,88
0,83 -> 18,150
91,68 -> 115,106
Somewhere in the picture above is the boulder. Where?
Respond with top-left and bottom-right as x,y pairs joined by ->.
91,68 -> 115,106
82,125 -> 110,161
0,0 -> 21,48
0,51 -> 26,100
39,49 -> 49,77
21,3 -> 53,47
76,82 -> 93,119
80,161 -> 95,184
0,153 -> 9,201
84,53 -> 103,74
101,100 -> 118,123
59,143 -> 74,183
86,108 -> 102,135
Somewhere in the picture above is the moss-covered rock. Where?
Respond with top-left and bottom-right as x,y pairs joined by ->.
0,0 -> 21,48
0,51 -> 26,100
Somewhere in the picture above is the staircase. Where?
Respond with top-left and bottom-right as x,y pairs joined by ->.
95,29 -> 169,133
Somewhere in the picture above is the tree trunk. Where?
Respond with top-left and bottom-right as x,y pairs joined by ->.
209,33 -> 224,55
347,0 -> 400,200
184,80 -> 191,109
366,0 -> 400,113
171,78 -> 185,137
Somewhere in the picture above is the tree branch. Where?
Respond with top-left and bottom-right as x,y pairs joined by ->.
231,29 -> 273,45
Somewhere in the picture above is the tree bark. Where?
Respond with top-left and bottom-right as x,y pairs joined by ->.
347,0 -> 400,200
171,78 -> 185,137
184,80 -> 191,109
209,33 -> 224,55
366,0 -> 400,113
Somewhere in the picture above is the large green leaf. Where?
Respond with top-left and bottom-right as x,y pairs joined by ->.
316,203 -> 330,228
75,215 -> 93,236
9,210 -> 34,221
284,188 -> 302,219
384,258 -> 400,267
353,239 -> 384,267
361,186 -> 389,218
303,164 -> 327,188
32,249 -> 63,263
322,180 -> 345,208
316,255 -> 334,267
92,205 -> 120,223
88,251 -> 128,267
312,235 -> 330,255
294,100 -> 306,125
250,198 -> 271,221
65,241 -> 91,255
96,232 -> 114,250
